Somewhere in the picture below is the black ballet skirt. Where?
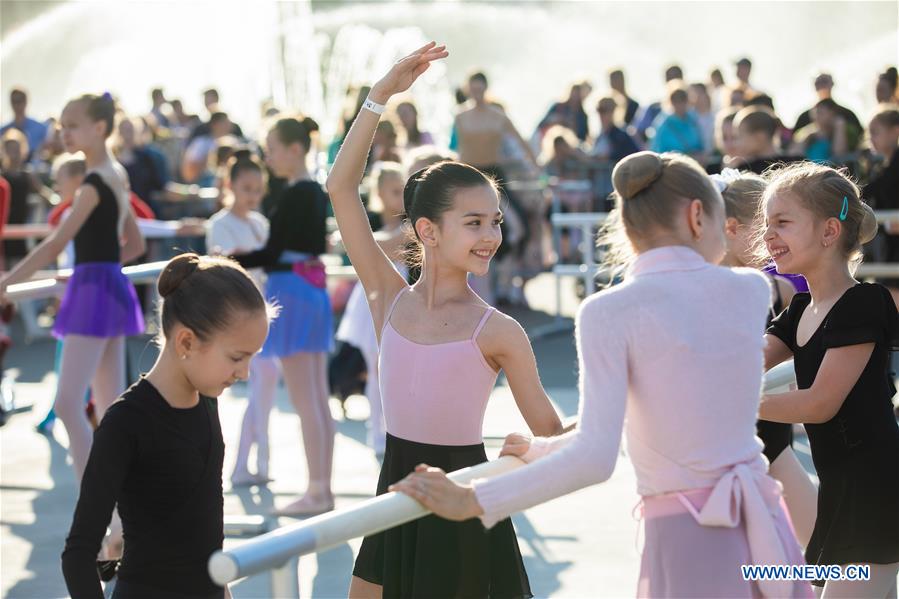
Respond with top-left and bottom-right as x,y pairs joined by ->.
353,433 -> 533,598
767,283 -> 899,571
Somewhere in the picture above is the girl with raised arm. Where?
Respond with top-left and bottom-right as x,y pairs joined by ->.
394,151 -> 814,598
327,43 -> 564,599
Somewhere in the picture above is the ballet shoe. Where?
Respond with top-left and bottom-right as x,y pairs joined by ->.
230,470 -> 270,487
271,494 -> 334,518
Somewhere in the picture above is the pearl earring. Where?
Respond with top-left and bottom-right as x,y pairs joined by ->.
180,354 -> 187,360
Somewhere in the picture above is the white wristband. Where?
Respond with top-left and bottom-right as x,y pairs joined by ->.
362,97 -> 386,115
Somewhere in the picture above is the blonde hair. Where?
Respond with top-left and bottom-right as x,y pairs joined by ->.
539,125 -> 580,166
597,151 -> 721,273
758,162 -> 877,267
1,128 -> 29,158
51,152 -> 87,180
721,172 -> 767,224
367,161 -> 405,214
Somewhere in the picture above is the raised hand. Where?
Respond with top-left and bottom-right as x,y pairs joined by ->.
370,42 -> 449,103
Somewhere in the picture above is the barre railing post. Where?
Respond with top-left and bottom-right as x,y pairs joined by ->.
581,221 -> 594,296
270,556 -> 300,598
550,181 -> 564,325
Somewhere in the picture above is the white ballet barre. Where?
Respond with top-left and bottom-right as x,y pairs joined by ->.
206,363 -> 801,595
2,220 -> 208,241
531,209 -> 899,340
207,456 -> 527,591
4,261 -> 360,303
550,210 -> 899,228
4,261 -> 171,302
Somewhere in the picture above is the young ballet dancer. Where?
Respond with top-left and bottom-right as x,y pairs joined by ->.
334,161 -> 407,457
0,93 -> 145,480
716,169 -> 819,547
394,150 -> 813,598
758,162 -> 899,596
327,43 -> 565,598
62,253 -> 273,599
205,152 -> 278,486
231,116 -> 335,514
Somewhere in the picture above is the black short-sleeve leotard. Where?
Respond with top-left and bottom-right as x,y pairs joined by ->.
76,173 -> 122,264
767,282 -> 899,569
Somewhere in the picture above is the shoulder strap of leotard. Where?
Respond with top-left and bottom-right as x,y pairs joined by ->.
471,306 -> 496,340
381,287 -> 409,335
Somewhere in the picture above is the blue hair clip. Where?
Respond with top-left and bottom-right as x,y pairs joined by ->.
839,196 -> 848,221
101,91 -> 113,101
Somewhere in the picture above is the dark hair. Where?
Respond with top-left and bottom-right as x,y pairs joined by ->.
271,115 -> 320,151
664,65 -> 683,82
734,106 -> 778,138
397,101 -> 422,145
209,111 -> 229,126
204,88 -> 220,101
745,93 -> 775,110
227,150 -> 265,184
157,253 -> 273,341
468,71 -> 488,86
71,93 -> 116,137
879,70 -> 898,95
402,161 -> 498,245
871,104 -> 899,129
668,86 -> 688,105
10,88 -> 27,102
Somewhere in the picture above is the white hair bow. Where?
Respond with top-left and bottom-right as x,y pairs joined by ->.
709,168 -> 742,193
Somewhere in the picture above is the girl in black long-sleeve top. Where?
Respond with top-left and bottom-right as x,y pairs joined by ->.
231,116 -> 336,517
62,253 -> 274,598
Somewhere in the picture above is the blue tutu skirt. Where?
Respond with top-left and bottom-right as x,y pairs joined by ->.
262,271 -> 333,357
52,262 -> 145,339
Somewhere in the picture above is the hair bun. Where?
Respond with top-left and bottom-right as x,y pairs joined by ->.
158,253 -> 201,298
858,202 -> 878,246
302,116 -> 320,134
231,148 -> 253,162
613,151 -> 664,200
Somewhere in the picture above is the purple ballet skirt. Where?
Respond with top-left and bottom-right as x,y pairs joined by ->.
52,262 -> 145,339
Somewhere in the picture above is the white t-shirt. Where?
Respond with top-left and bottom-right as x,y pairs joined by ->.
205,208 -> 269,284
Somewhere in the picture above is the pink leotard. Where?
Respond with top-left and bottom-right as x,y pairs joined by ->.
378,287 -> 498,446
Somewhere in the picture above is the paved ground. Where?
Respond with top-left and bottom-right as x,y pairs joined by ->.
1,274 -> 827,598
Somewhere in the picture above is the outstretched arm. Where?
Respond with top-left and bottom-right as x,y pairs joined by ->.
325,42 -> 447,330
0,183 -> 99,298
